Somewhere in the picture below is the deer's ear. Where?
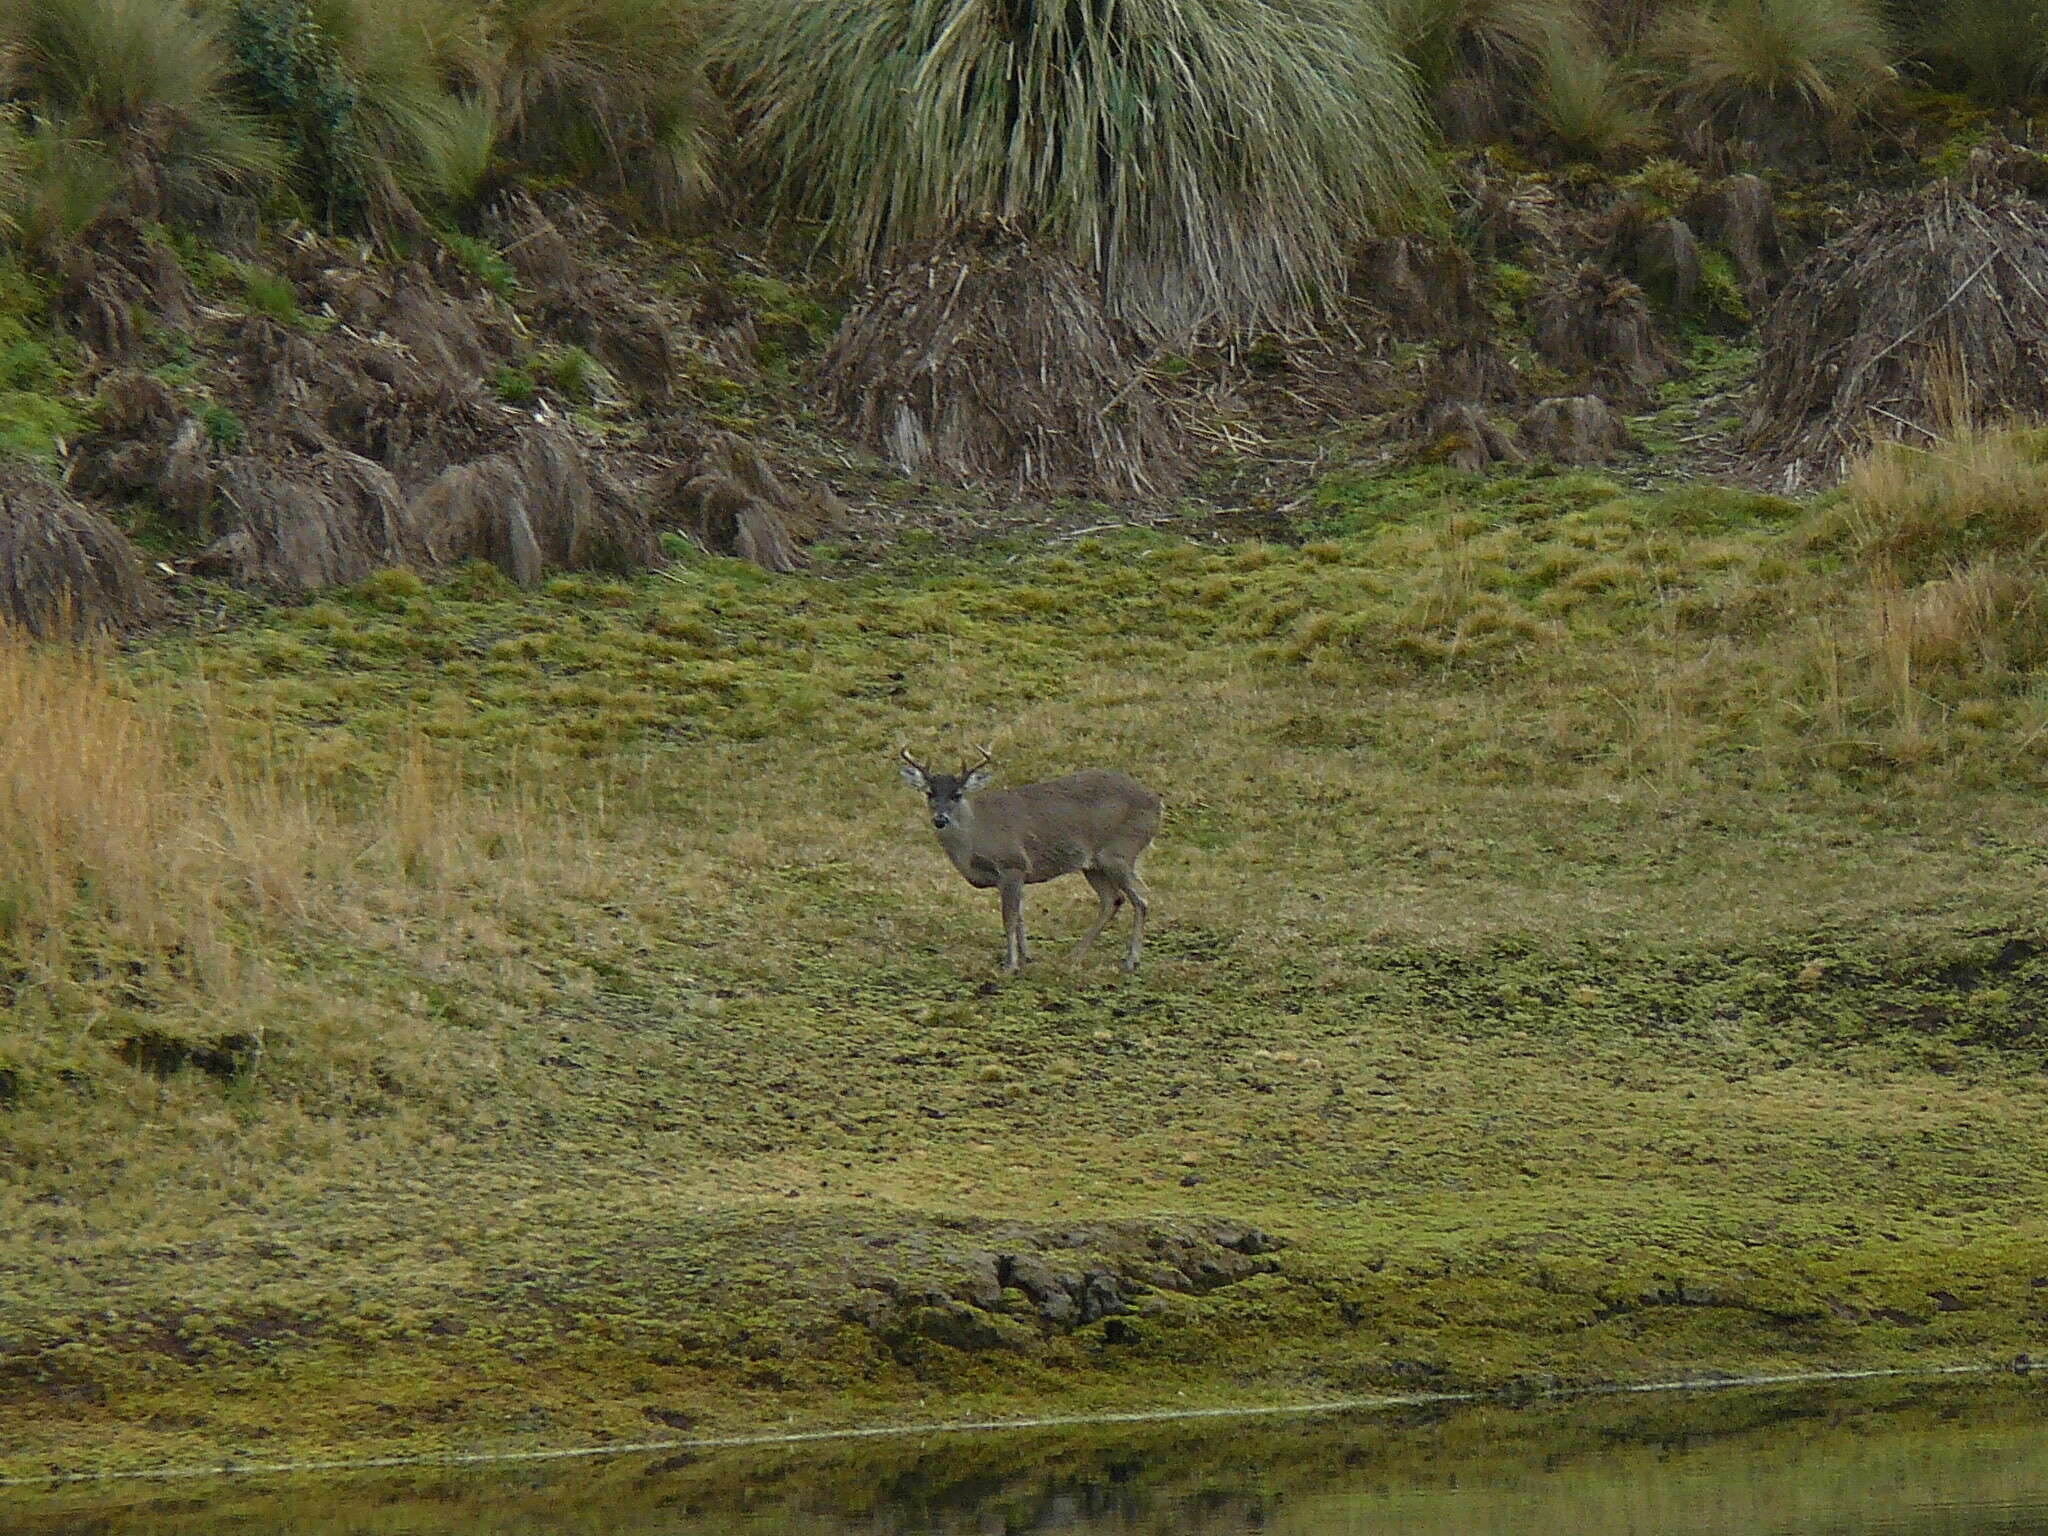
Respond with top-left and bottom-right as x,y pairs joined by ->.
899,760 -> 930,790
963,765 -> 993,792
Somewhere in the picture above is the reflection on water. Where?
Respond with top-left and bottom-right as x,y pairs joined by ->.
7,1376 -> 2048,1535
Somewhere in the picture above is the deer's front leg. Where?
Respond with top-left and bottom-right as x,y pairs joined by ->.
998,873 -> 1028,972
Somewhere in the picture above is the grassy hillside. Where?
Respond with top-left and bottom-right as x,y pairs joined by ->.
5,446 -> 2048,1477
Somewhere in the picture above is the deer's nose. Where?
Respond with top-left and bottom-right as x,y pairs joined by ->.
931,813 -> 951,829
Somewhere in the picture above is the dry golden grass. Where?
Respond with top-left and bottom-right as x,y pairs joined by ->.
0,632 -> 621,1253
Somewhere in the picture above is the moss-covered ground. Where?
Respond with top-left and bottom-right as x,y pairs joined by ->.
5,462 -> 2048,1480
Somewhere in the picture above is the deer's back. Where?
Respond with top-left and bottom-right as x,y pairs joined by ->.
978,771 -> 1161,881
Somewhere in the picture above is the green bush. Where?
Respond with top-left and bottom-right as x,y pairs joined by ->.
227,0 -> 370,227
200,402 -> 248,450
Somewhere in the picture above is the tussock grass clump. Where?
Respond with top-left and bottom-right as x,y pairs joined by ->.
1384,0 -> 1597,143
1652,0 -> 1896,164
1912,0 -> 2048,108
410,422 -> 656,585
481,0 -> 720,229
1,0 -> 285,226
719,0 -> 1437,339
1526,26 -> 1660,164
1383,0 -> 1570,91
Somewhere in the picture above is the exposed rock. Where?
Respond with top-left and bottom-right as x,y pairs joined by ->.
1422,338 -> 1523,406
1636,216 -> 1703,315
1690,173 -> 1782,295
839,1218 -> 1282,1357
1354,236 -> 1488,338
892,1302 -> 1035,1354
1416,403 -> 1526,473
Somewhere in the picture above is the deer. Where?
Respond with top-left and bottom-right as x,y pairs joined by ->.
898,746 -> 1162,974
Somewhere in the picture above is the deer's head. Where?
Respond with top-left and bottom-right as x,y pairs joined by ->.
899,746 -> 993,830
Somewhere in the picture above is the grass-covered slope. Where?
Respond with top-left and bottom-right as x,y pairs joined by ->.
5,455 -> 2048,1477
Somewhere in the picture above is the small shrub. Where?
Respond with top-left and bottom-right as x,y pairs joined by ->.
227,0 -> 371,228
240,266 -> 301,321
538,345 -> 602,401
442,232 -> 517,300
488,363 -> 537,405
200,402 -> 248,450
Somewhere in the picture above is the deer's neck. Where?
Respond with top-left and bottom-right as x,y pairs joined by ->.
935,801 -> 994,878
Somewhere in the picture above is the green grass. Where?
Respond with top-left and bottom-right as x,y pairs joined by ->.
5,461 -> 2048,1476
0,266 -> 82,461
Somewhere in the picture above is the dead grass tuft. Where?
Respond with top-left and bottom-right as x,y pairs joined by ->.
818,226 -> 1185,500
0,459 -> 157,637
1750,180 -> 2048,483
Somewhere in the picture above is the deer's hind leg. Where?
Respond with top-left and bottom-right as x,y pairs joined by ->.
1096,859 -> 1151,973
1071,868 -> 1126,967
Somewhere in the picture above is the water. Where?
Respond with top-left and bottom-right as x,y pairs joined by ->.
7,1376 -> 2048,1534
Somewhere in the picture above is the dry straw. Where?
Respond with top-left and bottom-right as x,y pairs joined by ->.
1749,180 -> 2048,483
819,226 -> 1186,499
